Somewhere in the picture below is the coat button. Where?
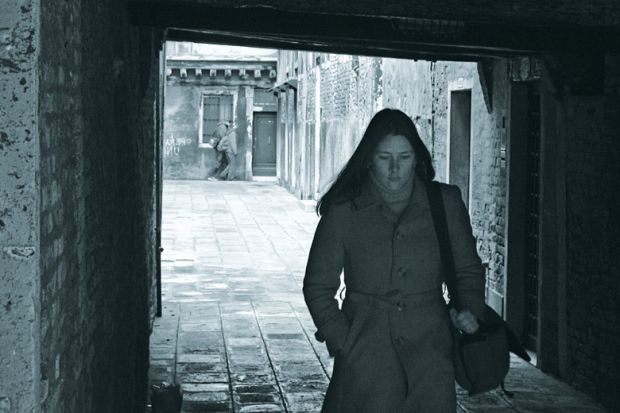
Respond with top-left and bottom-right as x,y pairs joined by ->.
395,231 -> 402,240
397,302 -> 405,311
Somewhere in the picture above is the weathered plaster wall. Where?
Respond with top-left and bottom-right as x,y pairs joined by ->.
164,83 -> 215,179
0,1 -> 41,411
382,59 -> 434,150
318,55 -> 380,193
277,52 -> 381,197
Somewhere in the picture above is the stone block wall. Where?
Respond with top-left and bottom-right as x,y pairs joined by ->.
0,0 -> 41,411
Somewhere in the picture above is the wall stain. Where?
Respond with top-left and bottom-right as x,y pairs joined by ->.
3,247 -> 36,259
0,58 -> 20,73
0,132 -> 12,150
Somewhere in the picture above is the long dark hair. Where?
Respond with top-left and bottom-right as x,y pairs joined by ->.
316,108 -> 435,216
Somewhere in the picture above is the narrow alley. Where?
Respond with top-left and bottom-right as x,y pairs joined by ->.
148,180 -> 606,413
4,1 -> 620,411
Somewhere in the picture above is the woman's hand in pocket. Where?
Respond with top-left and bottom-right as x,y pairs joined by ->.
449,308 -> 479,334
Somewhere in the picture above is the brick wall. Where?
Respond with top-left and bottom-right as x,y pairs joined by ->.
564,55 -> 620,409
430,61 -> 510,303
38,1 -> 84,408
37,0 -> 159,411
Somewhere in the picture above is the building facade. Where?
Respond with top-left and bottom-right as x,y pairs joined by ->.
164,42 -> 278,180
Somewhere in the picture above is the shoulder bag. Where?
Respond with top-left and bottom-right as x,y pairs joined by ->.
426,181 -> 530,396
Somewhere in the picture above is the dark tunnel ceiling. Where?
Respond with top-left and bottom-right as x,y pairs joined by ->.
130,1 -> 620,61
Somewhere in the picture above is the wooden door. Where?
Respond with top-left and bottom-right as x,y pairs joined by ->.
449,90 -> 472,208
252,112 -> 277,176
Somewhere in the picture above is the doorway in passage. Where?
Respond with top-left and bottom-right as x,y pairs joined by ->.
253,112 -> 277,176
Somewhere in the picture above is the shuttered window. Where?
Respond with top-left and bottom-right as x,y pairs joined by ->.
202,94 -> 233,144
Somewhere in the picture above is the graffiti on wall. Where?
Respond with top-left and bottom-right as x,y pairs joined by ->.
164,134 -> 194,156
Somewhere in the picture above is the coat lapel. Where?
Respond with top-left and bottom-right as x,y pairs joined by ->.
351,181 -> 382,212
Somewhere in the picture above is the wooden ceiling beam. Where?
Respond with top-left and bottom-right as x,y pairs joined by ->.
128,0 -> 620,29
129,1 -> 620,57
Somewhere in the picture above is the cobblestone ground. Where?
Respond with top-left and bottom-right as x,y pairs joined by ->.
149,180 -> 607,413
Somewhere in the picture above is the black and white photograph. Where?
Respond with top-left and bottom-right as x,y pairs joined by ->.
1,1 -> 619,412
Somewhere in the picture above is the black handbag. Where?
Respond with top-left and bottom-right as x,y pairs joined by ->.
426,181 -> 530,396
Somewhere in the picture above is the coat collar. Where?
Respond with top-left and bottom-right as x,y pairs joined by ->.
352,175 -> 430,222
398,175 -> 430,223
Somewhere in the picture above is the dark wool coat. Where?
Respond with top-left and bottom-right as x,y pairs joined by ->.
303,177 -> 486,413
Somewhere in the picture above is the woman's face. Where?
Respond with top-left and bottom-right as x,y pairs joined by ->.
370,133 -> 416,190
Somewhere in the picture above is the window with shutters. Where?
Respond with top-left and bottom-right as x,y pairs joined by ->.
201,94 -> 234,145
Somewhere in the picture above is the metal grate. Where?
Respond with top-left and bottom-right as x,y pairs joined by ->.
524,84 -> 541,351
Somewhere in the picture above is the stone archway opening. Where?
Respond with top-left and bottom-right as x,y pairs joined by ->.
142,11 -> 616,406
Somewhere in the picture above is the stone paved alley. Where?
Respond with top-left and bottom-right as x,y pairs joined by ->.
148,180 -> 608,413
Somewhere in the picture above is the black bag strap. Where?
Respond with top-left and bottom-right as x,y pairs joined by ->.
426,181 -> 462,311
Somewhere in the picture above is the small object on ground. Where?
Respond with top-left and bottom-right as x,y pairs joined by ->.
150,382 -> 182,413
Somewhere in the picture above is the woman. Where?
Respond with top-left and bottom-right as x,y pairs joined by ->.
303,109 -> 485,412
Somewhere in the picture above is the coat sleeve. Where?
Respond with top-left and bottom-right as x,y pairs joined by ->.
303,206 -> 350,356
443,185 -> 486,320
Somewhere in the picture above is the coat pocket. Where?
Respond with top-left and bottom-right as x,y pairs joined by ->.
339,305 -> 371,359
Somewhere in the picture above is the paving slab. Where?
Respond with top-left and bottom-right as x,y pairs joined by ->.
148,180 -> 608,413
